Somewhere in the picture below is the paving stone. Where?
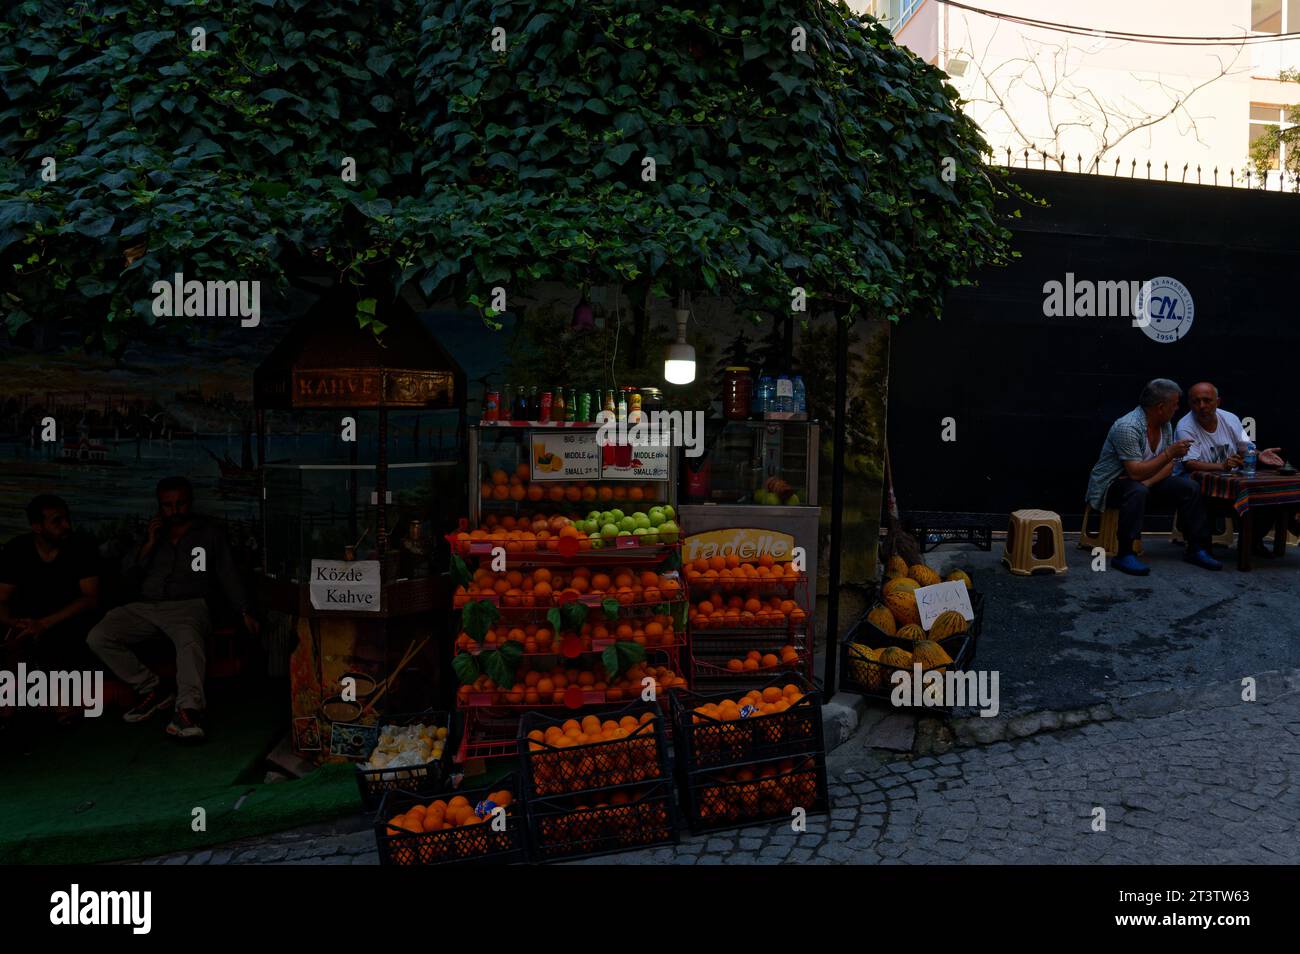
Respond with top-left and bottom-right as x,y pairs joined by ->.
187,850 -> 213,865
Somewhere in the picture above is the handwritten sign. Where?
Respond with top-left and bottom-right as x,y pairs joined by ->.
914,581 -> 974,631
531,430 -> 601,481
309,560 -> 381,613
601,443 -> 670,480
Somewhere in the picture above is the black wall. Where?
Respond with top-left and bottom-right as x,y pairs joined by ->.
889,169 -> 1300,524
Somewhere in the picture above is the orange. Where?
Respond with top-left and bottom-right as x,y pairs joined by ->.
526,484 -> 544,501
598,487 -> 613,501
591,573 -> 611,592
491,484 -> 510,500
537,678 -> 554,694
726,659 -> 744,672
761,653 -> 779,668
581,486 -> 597,501
490,470 -> 509,486
547,485 -> 565,502
565,486 -> 582,502
742,658 -> 759,671
709,556 -> 726,571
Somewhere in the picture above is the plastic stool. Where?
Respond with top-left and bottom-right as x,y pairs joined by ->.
1079,505 -> 1142,557
1002,509 -> 1068,576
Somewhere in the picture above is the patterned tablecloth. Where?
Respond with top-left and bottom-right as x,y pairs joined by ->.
1194,471 -> 1300,517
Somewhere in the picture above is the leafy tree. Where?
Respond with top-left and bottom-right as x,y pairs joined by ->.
1248,68 -> 1300,184
1,0 -> 1012,355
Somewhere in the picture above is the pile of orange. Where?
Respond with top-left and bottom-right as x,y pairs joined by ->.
456,661 -> 686,707
688,590 -> 807,629
526,712 -> 662,794
478,467 -> 659,506
683,554 -> 803,585
453,565 -> 683,608
456,612 -> 677,655
722,646 -> 800,672
690,684 -> 804,722
386,789 -> 513,835
696,758 -> 820,823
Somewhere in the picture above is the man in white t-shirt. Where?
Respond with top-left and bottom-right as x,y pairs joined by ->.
1176,382 -> 1285,555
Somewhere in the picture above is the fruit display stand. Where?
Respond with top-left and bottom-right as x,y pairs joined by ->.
450,424 -> 689,766
374,777 -> 525,866
519,702 -> 679,861
668,673 -> 829,833
685,562 -> 814,691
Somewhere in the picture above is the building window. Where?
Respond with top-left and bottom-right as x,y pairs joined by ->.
1251,0 -> 1300,33
865,0 -> 924,30
1249,104 -> 1294,168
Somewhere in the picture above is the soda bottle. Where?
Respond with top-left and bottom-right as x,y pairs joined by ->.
512,384 -> 528,422
539,389 -> 553,423
552,388 -> 565,423
485,386 -> 501,422
527,386 -> 539,421
578,390 -> 592,423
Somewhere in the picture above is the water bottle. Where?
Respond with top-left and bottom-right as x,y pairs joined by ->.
792,375 -> 806,415
755,375 -> 775,417
1243,442 -> 1257,477
774,374 -> 793,413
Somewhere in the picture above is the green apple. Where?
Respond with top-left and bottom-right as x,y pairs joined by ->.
647,506 -> 666,526
589,532 -> 605,549
587,510 -> 601,523
657,520 -> 680,544
786,493 -> 800,506
632,527 -> 647,539
642,529 -> 659,545
600,522 -> 620,539
633,513 -> 651,530
610,508 -> 625,523
618,516 -> 637,533
661,505 -> 675,521
598,511 -> 613,526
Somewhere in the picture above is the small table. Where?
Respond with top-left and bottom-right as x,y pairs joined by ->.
1193,470 -> 1300,571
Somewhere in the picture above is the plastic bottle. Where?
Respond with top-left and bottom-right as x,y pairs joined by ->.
511,385 -> 528,422
774,374 -> 793,413
792,375 -> 806,415
1243,442 -> 1257,477
755,375 -> 775,417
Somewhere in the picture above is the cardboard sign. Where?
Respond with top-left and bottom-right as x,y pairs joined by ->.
683,528 -> 795,563
531,430 -> 601,480
309,560 -> 381,612
600,442 -> 671,480
914,581 -> 975,631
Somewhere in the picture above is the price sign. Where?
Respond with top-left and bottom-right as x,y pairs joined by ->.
530,430 -> 601,481
914,581 -> 974,631
601,443 -> 670,480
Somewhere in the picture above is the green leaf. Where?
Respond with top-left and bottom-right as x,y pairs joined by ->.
481,649 -> 513,688
601,598 -> 620,619
462,599 -> 500,640
603,640 -> 647,680
451,653 -> 480,686
547,607 -> 563,633
560,601 -> 588,631
450,554 -> 472,587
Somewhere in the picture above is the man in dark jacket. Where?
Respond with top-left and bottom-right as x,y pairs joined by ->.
88,477 -> 258,741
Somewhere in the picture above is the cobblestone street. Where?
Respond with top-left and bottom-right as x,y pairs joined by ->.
138,682 -> 1300,866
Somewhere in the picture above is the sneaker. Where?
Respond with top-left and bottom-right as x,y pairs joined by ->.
1184,548 -> 1223,571
123,684 -> 176,723
165,708 -> 206,741
1113,553 -> 1150,576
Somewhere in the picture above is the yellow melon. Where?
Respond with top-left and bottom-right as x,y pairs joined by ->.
882,576 -> 919,598
908,564 -> 941,587
884,590 -> 920,627
885,555 -> 908,579
946,569 -> 972,590
866,605 -> 896,636
928,610 -> 969,641
912,640 -> 953,671
878,646 -> 913,670
847,644 -> 884,689
895,624 -> 926,642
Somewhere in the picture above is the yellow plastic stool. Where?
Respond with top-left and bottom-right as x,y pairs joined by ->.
1002,509 -> 1068,576
1079,505 -> 1143,558
1171,511 -> 1235,548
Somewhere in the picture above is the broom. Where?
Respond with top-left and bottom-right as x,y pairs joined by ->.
880,438 -> 922,574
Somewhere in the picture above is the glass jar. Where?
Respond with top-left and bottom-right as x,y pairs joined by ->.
723,367 -> 752,420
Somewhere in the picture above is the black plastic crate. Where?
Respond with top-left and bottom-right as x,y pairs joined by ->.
525,780 -> 678,862
518,700 -> 671,799
840,632 -> 975,703
903,511 -> 997,552
373,777 -> 525,866
679,751 -> 830,834
354,710 -> 453,811
668,672 -> 824,771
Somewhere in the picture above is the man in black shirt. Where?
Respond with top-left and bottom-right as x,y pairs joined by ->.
0,496 -> 101,705
88,477 -> 258,742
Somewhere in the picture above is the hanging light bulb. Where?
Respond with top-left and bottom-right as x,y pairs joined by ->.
571,290 -> 595,331
663,303 -> 696,385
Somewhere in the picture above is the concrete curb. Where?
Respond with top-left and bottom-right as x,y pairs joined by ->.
948,667 -> 1300,748
821,692 -> 867,752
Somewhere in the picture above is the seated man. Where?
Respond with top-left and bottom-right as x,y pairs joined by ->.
1176,381 -> 1286,557
1084,378 -> 1222,575
88,477 -> 259,742
0,495 -> 101,720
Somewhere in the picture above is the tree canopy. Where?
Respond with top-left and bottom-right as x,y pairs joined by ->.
1,0 -> 1012,352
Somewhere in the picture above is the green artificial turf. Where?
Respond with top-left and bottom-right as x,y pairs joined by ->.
0,683 -> 362,864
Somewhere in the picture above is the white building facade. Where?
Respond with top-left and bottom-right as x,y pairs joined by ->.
856,0 -> 1300,187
